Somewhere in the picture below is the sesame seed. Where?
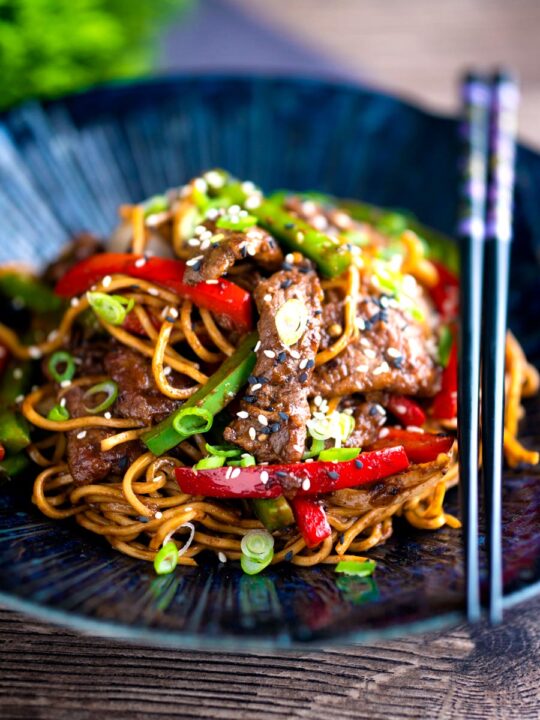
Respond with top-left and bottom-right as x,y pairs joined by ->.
254,341 -> 261,352
304,458 -> 314,463
364,348 -> 377,359
194,225 -> 206,235
285,253 -> 295,264
356,317 -> 366,330
188,237 -> 201,247
314,395 -> 323,407
277,351 -> 286,363
263,349 -> 276,359
164,366 -> 172,376
168,307 -> 179,320
280,278 -> 292,289
243,395 -> 256,403
251,383 -> 262,392
290,350 -> 301,360
299,372 -> 308,383
15,394 -> 24,404
327,470 -> 339,480
305,359 -> 315,369
263,293 -> 272,303
28,346 -> 42,359
237,411 -> 249,419
260,470 -> 269,484
394,404 -> 407,414
245,194 -> 262,210
148,288 -> 159,296
60,379 -> 72,388
356,364 -> 369,373
301,478 -> 311,491
258,414 -> 268,426
13,368 -> 23,380
360,338 -> 371,348
379,428 -> 390,438
134,257 -> 147,267
296,231 -> 304,243
406,425 -> 425,433
248,427 -> 256,440
372,364 -> 386,376
76,431 -> 87,439
299,358 -> 308,370
225,466 -> 233,479
218,551 -> 227,563
231,468 -> 241,479
387,347 -> 401,358
60,398 -> 67,408
104,412 -> 112,419
355,459 -> 364,469
155,511 -> 163,519
186,255 -> 203,267
269,422 -> 281,433
102,275 -> 112,288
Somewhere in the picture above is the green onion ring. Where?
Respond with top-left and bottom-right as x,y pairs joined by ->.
317,447 -> 361,463
48,351 -> 76,384
172,407 -> 213,438
154,541 -> 179,575
47,404 -> 70,422
83,380 -> 119,414
195,455 -> 225,470
205,443 -> 242,458
241,529 -> 274,563
87,292 -> 134,326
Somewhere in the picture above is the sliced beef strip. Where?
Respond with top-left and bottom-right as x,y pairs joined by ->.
311,292 -> 440,398
64,386 -> 142,486
224,262 -> 323,463
184,226 -> 283,285
43,233 -> 103,285
103,347 -> 183,425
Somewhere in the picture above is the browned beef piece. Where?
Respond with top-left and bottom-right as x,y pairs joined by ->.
184,226 -> 283,285
43,233 -> 103,285
224,262 -> 323,463
64,386 -> 142,486
104,347 -> 182,425
311,293 -> 440,398
343,397 -> 388,448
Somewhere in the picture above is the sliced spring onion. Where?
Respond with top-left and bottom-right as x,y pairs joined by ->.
143,194 -> 168,217
303,437 -> 325,460
154,541 -> 179,575
438,325 -> 453,367
172,407 -> 213,437
87,292 -> 134,326
205,443 -> 242,458
195,455 -> 225,470
275,298 -> 309,347
318,447 -> 361,462
241,529 -> 274,563
47,404 -> 70,422
227,454 -> 256,467
335,560 -> 376,577
216,213 -> 257,231
240,554 -> 273,575
307,411 -> 355,444
83,380 -> 118,414
376,212 -> 409,237
177,205 -> 203,241
48,351 -> 75,384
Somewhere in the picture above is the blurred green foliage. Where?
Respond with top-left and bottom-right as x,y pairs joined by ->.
0,0 -> 190,109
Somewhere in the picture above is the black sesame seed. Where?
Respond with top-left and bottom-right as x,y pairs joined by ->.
327,470 -> 339,480
370,312 -> 382,324
240,245 -> 248,258
270,422 -> 281,433
266,406 -> 275,412
305,359 -> 315,369
165,315 -> 176,323
368,405 -> 379,416
280,278 -> 293,289
281,262 -> 294,271
339,533 -> 345,544
299,266 -> 310,274
276,470 -> 288,478
248,375 -> 257,384
299,372 -> 308,383
258,376 -> 270,384
278,411 -> 289,421
192,261 -> 202,272
284,222 -> 295,230
380,310 -> 389,322
277,351 -> 287,363
285,551 -> 293,562
314,309 -> 322,316
354,459 -> 364,469
243,395 -> 256,403
260,426 -> 272,435
391,357 -> 404,369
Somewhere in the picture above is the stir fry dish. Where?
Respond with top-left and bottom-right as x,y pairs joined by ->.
0,169 -> 538,577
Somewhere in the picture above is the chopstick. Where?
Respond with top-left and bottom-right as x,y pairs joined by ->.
481,72 -> 520,623
457,72 -> 490,623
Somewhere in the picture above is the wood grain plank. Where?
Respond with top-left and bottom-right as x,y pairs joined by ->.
1,597 -> 539,719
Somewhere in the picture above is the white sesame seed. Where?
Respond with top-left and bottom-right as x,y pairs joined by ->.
199,240 -> 210,251
314,395 -> 323,407
134,257 -> 147,267
205,279 -> 219,284
28,346 -> 42,359
406,426 -> 425,434
13,368 -> 23,380
263,293 -> 272,303
245,194 -> 261,210
70,297 -> 80,307
285,253 -> 295,264
254,341 -> 261,352
187,238 -> 201,247
193,177 -> 207,193
15,394 -> 24,404
258,414 -> 268,426
299,358 -> 308,370
225,466 -> 233,479
248,427 -> 256,441
360,338 -> 371,348
373,362 -> 389,376
343,407 -> 354,415
364,348 -> 376,359
102,275 -> 112,288
47,330 -> 59,342
155,511 -> 163,519
204,170 -> 225,188
237,411 -> 249,419
379,428 -> 390,438
356,317 -> 366,330
230,467 -> 241,479
356,364 -> 369,373
241,181 -> 256,193
194,225 -> 207,236
290,350 -> 301,359
374,404 -> 386,415
387,347 -> 401,358
60,398 -> 67,408
200,230 -> 213,242
251,383 -> 262,392
76,431 -> 87,439
104,412 -> 112,419
148,288 -> 159,296
394,405 -> 407,414
301,478 -> 311,491
218,551 -> 227,563
263,349 -> 276,359
186,255 -> 203,267
296,231 -> 304,243
60,379 -> 72,388
164,366 -> 172,376
260,470 -> 269,484
168,307 -> 179,319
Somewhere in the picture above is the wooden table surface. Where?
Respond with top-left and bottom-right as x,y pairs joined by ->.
1,598 -> 539,719
2,1 -> 540,718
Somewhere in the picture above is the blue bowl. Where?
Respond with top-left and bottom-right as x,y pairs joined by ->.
1,75 -> 539,648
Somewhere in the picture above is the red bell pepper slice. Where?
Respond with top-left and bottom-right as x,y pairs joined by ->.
290,497 -> 332,548
429,260 -> 459,322
369,427 -> 454,464
0,444 -> 5,462
386,395 -> 426,428
175,446 -> 409,499
55,253 -> 253,332
432,337 -> 458,419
